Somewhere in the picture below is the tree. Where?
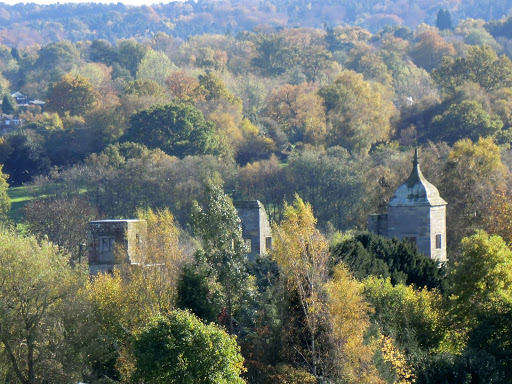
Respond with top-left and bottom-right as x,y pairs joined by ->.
409,30 -> 455,72
46,74 -> 99,117
363,277 -> 447,355
190,181 -> 249,333
0,165 -> 10,218
2,95 -> 15,114
331,232 -> 447,291
432,45 -> 512,94
318,70 -> 396,153
123,103 -> 219,158
23,195 -> 98,262
136,49 -> 176,87
166,71 -> 199,101
271,196 -> 329,378
325,265 -> 382,382
0,230 -> 86,384
440,137 -> 507,248
263,83 -> 327,144
449,230 -> 512,329
132,311 -> 245,384
252,34 -> 295,76
430,100 -> 503,144
118,39 -> 149,77
436,9 -> 452,31
135,207 -> 187,311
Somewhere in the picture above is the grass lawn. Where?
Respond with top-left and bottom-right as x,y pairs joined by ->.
7,185 -> 47,223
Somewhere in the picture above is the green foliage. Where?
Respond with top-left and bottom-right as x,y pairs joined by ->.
132,310 -> 246,384
123,103 -> 219,158
331,232 -> 447,291
430,100 -> 503,144
1,95 -> 15,114
363,277 -> 447,355
0,165 -> 10,218
46,73 -> 98,116
432,45 -> 512,94
0,230 -> 88,383
176,263 -> 222,323
190,181 -> 249,332
449,230 -> 512,327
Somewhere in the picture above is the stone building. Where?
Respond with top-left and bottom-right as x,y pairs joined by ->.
368,149 -> 447,262
234,200 -> 272,260
87,219 -> 147,274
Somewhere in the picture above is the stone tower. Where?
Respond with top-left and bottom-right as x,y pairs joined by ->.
234,201 -> 272,260
368,149 -> 447,262
87,219 -> 147,274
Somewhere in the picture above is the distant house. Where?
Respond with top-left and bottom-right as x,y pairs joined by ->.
11,91 -> 27,104
10,91 -> 45,111
0,113 -> 23,134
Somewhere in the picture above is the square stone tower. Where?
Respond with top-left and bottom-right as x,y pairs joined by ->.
234,201 -> 272,260
368,149 -> 447,262
87,219 -> 147,275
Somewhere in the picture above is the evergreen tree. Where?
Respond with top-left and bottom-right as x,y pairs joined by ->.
436,9 -> 453,31
2,95 -> 15,115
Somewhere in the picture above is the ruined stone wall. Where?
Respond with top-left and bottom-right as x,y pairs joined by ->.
88,219 -> 147,274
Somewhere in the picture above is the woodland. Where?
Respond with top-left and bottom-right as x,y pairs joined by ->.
1,1 -> 512,383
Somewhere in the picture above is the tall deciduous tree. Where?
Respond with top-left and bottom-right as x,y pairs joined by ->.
0,231 -> 86,384
23,195 -> 98,262
135,207 -> 187,311
440,137 -> 507,248
271,195 -> 329,378
319,70 -> 395,153
46,74 -> 99,117
123,103 -> 219,158
190,181 -> 249,333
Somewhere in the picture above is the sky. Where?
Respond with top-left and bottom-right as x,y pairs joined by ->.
0,0 -> 167,5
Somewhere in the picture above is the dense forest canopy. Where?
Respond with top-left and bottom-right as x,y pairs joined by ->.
0,0 -> 511,45
1,1 -> 512,383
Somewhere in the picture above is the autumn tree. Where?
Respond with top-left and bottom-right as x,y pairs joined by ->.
440,137 -> 508,249
432,45 -> 512,94
484,189 -> 512,244
409,30 -> 455,72
135,207 -> 187,311
46,73 -> 99,117
264,83 -> 327,144
23,195 -> 99,262
0,231 -> 90,384
166,70 -> 199,101
325,265 -> 382,382
319,70 -> 396,153
271,196 -> 330,378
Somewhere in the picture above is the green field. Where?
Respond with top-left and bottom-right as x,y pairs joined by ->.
7,185 -> 46,223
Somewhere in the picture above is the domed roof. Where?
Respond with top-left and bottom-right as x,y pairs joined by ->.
389,148 -> 447,207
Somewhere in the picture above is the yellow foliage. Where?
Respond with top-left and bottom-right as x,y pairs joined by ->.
379,333 -> 416,384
